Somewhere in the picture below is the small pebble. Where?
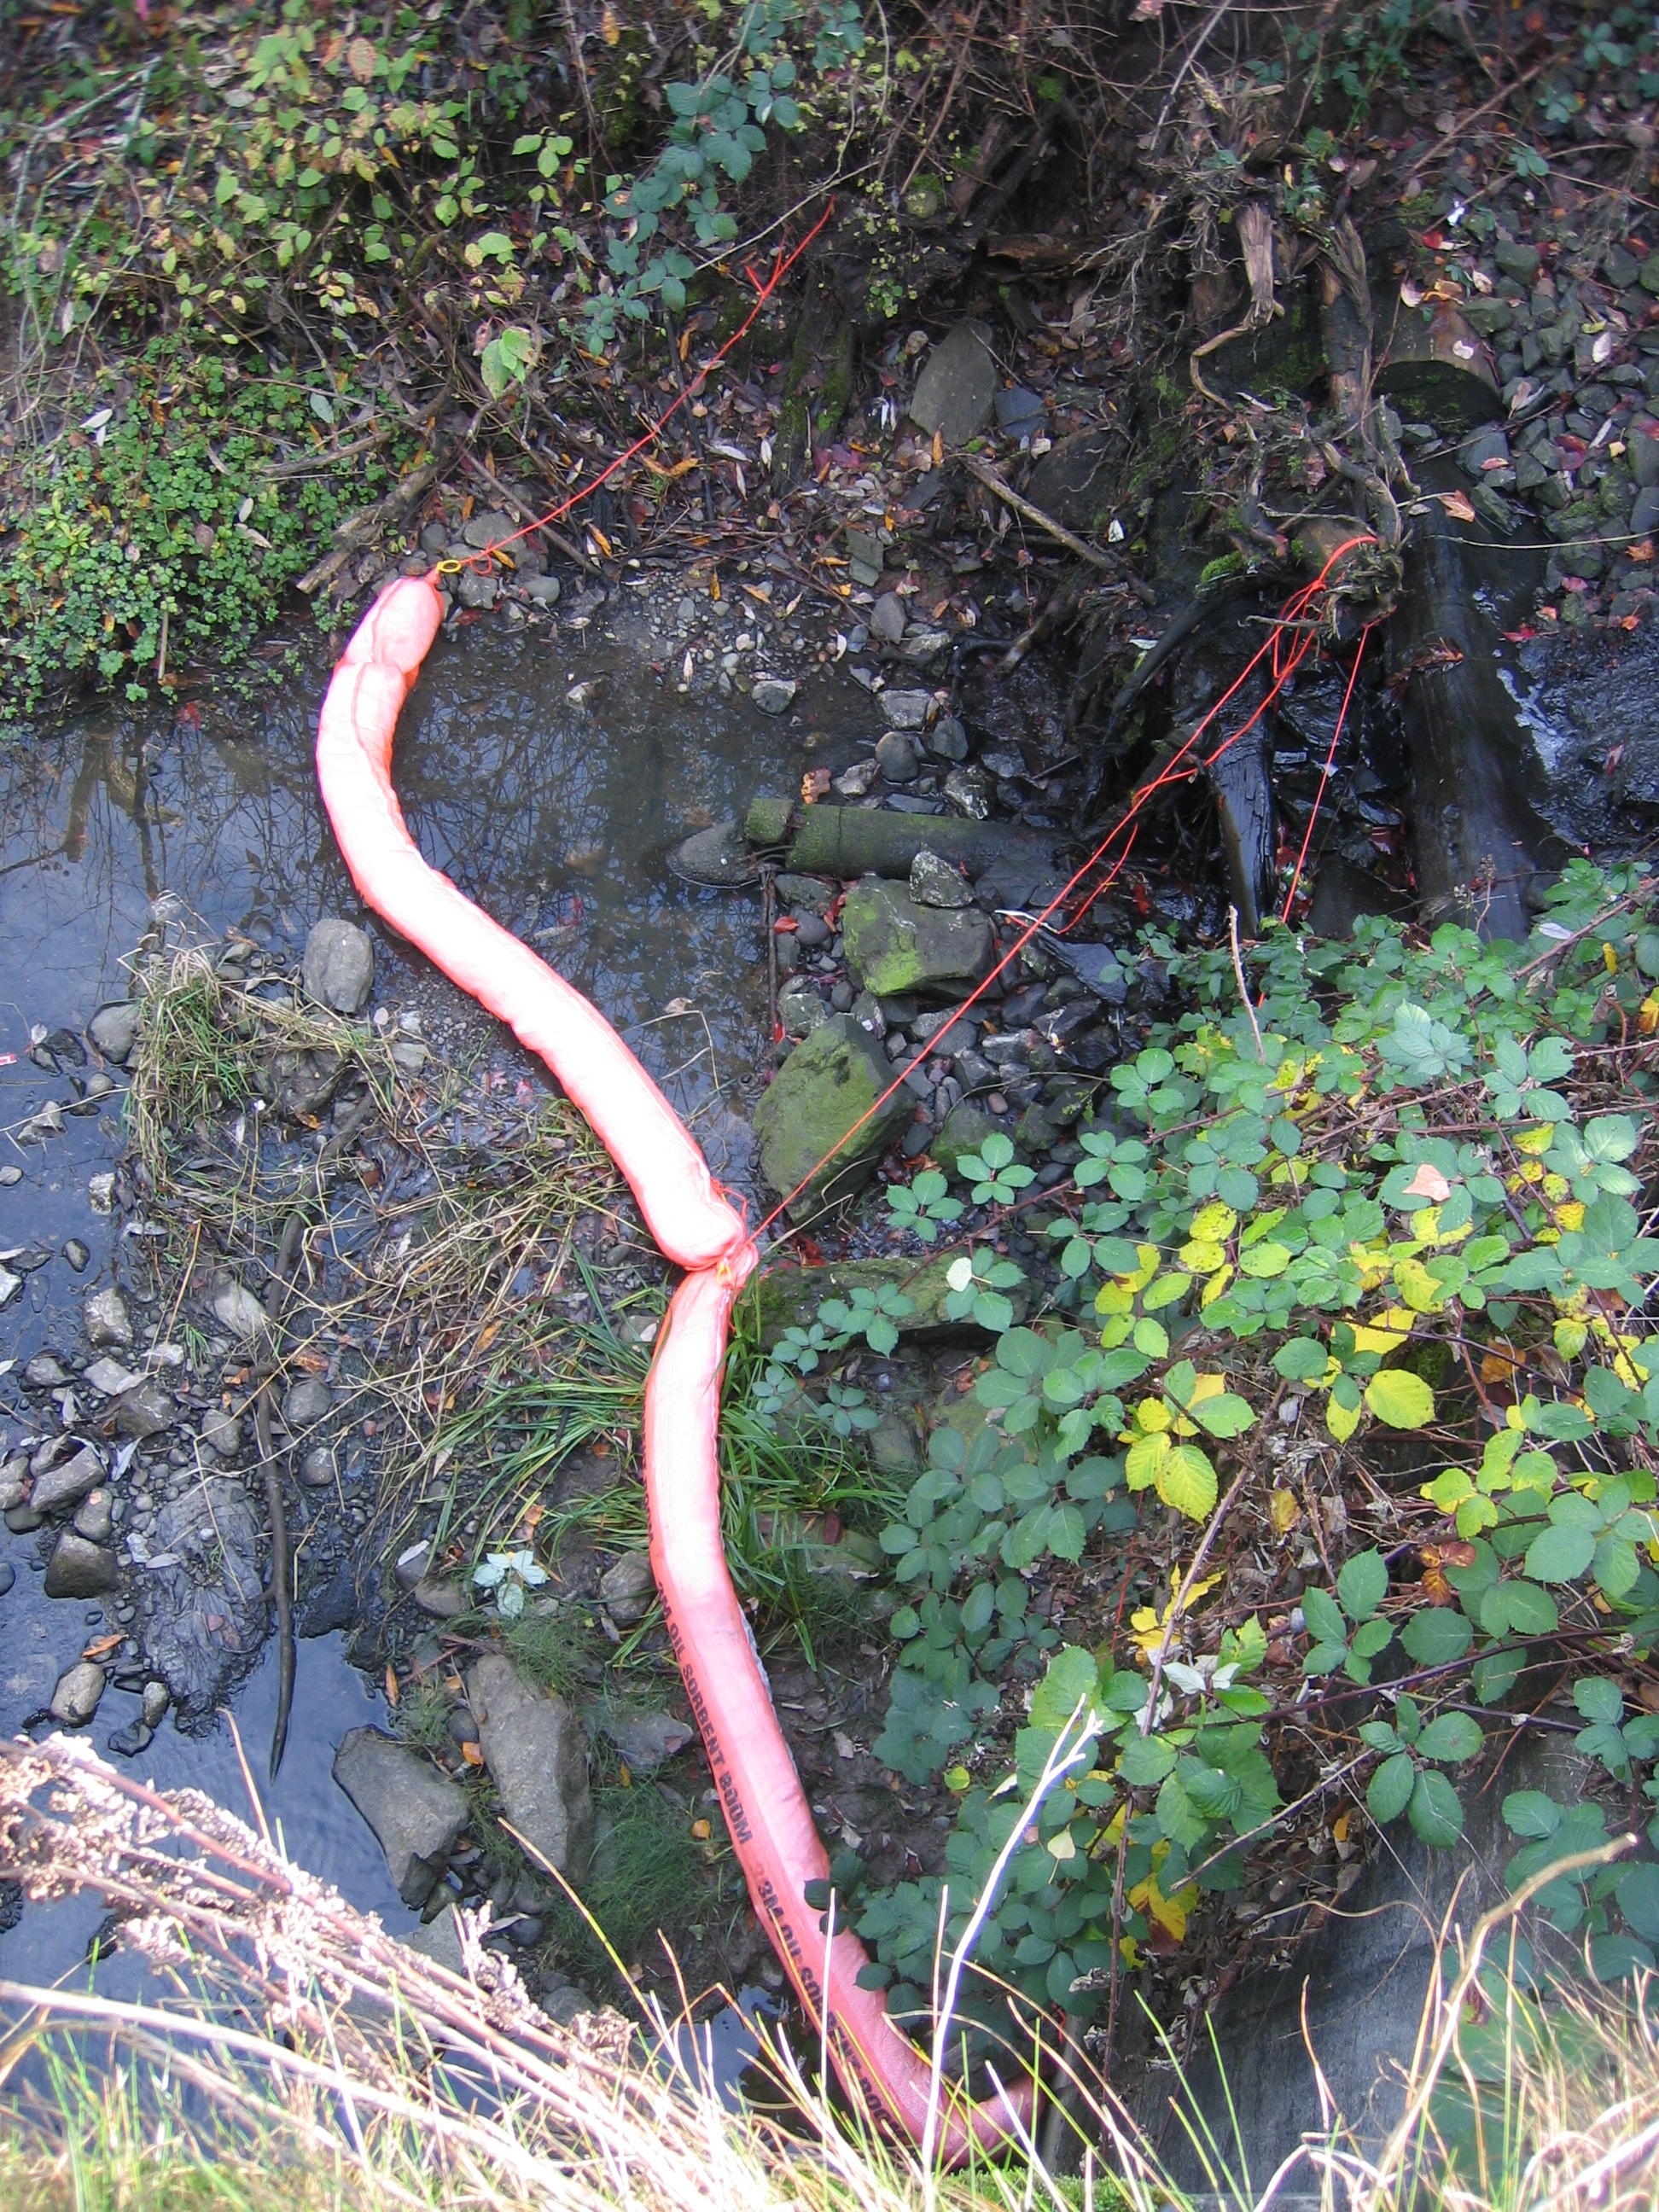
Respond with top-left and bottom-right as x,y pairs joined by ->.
987,1092 -> 1008,1115
63,1238 -> 90,1272
0,1563 -> 14,1597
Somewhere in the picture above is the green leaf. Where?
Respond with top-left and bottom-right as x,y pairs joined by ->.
1502,1790 -> 1563,1838
1119,1733 -> 1177,1787
1274,1337 -> 1330,1382
1030,1644 -> 1102,1736
1365,1370 -> 1436,1429
1616,1864 -> 1659,1941
1367,1751 -> 1417,1825
1302,1588 -> 1348,1645
1416,1713 -> 1482,1764
1400,1608 -> 1473,1665
1336,1549 -> 1388,1622
1574,1677 -> 1624,1726
1525,1522 -> 1596,1584
1408,1767 -> 1464,1847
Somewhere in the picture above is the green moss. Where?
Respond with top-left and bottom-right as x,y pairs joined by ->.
840,881 -> 992,998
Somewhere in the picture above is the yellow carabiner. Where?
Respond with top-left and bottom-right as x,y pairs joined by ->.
434,557 -> 465,576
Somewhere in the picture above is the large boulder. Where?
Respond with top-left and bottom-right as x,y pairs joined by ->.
840,881 -> 992,998
465,1653 -> 593,1880
332,1727 -> 469,1907
751,1015 -> 912,1216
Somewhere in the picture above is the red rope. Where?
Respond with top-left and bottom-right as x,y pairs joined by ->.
1278,624 -> 1373,924
437,197 -> 836,574
751,538 -> 1377,1243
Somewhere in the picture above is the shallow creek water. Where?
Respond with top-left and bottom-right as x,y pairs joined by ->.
0,607 -> 871,2032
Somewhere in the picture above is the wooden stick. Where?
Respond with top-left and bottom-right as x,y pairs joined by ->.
959,453 -> 1121,574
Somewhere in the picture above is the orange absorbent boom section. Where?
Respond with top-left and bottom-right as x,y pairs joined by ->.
317,574 -> 1028,2157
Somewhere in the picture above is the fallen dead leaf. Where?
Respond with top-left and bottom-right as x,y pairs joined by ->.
1402,1162 -> 1452,1202
1436,490 -> 1477,521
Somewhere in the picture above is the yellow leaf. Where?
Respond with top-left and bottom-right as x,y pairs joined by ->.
1352,1307 -> 1417,1353
1130,1871 -> 1198,1941
1096,1281 -> 1135,1317
690,1818 -> 712,1840
1133,1397 -> 1173,1434
1604,942 -> 1619,975
1327,1391 -> 1362,1442
1046,1827 -> 1077,1860
1201,1263 -> 1235,1307
1639,992 -> 1658,1036
1393,1258 -> 1449,1314
1514,1125 -> 1554,1155
1190,1202 -> 1237,1242
1555,1201 -> 1586,1231
1270,1488 -> 1301,1534
385,1665 -> 399,1708
1125,1432 -> 1170,1490
1179,1237 -> 1227,1272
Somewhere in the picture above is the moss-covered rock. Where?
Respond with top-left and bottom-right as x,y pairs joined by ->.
742,1251 -> 963,1345
840,882 -> 992,998
744,793 -> 794,847
750,1015 -> 911,1215
932,1102 -> 999,1175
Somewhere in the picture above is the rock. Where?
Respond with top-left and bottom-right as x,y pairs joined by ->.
400,1901 -> 468,1975
910,848 -> 973,908
743,794 -> 793,847
1495,239 -> 1540,282
521,572 -> 562,605
465,1652 -> 593,1877
0,1164 -> 20,1187
751,1015 -> 913,1215
943,765 -> 992,818
845,528 -> 884,573
833,759 -> 880,797
1630,424 -> 1659,491
870,592 -> 907,643
88,1001 -> 142,1065
49,1662 -> 106,1726
881,689 -> 933,730
298,1446 -> 336,1489
777,983 -> 829,1039
455,568 -> 498,610
32,1446 -> 105,1516
869,1406 -> 923,1477
602,1708 -> 695,1771
84,1288 -> 132,1349
670,819 -> 754,888
332,1727 -> 470,1907
0,1267 -> 21,1310
0,1455 -> 26,1510
302,919 -> 375,1017
794,911 -> 831,947
26,1353 -> 72,1388
201,1407 -> 242,1458
5,1503 -> 44,1534
211,1277 -> 269,1340
141,1679 -> 170,1726
463,510 -> 513,549
44,1532 -> 121,1598
1025,428 -> 1121,533
82,1357 -> 140,1397
73,1489 -> 114,1544
743,1251 -> 967,1345
1632,485 -> 1659,538
133,1477 -> 265,1718
283,1377 -> 332,1429
0,1562 -> 13,1597
107,1721 -> 154,1757
928,713 -> 969,761
113,1382 -> 173,1440
933,1101 -> 1001,1174
394,1540 -> 434,1592
995,384 -> 1046,438
909,322 -> 998,446
750,678 -> 797,716
413,1576 -> 468,1619
598,1550 -> 655,1626
874,730 -> 920,783
1459,427 -> 1511,477
841,881 -> 992,998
